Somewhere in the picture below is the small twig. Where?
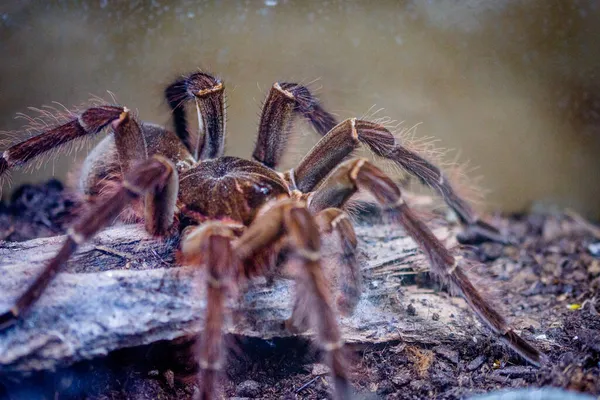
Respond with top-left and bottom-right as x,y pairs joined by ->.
0,223 -> 470,374
94,245 -> 134,260
295,376 -> 320,393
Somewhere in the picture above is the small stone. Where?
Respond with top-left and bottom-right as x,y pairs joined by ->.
407,303 -> 417,316
236,380 -> 261,398
311,363 -> 330,376
466,355 -> 486,371
432,312 -> 440,321
588,242 -> 600,257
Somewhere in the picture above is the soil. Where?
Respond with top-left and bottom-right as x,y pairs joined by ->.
0,181 -> 599,400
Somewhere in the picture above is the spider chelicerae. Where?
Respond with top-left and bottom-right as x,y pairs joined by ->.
0,71 -> 542,399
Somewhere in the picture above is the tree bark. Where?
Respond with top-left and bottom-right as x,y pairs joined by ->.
0,219 -> 475,375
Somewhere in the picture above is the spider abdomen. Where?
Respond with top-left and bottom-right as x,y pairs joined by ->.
79,123 -> 194,196
178,156 -> 289,225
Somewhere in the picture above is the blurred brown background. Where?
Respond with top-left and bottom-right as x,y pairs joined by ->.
1,0 -> 600,219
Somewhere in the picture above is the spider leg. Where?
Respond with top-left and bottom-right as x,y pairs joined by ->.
308,158 -> 543,367
315,208 -> 361,316
165,72 -> 226,160
111,109 -> 148,175
293,118 -> 505,244
252,82 -> 338,169
0,105 -> 146,180
0,156 -> 178,330
179,222 -> 240,400
235,199 -> 351,400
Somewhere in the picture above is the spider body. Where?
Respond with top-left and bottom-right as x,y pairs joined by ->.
0,71 -> 543,399
82,133 -> 288,226
178,157 -> 290,225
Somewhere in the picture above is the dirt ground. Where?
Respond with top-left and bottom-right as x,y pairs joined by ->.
0,180 -> 599,400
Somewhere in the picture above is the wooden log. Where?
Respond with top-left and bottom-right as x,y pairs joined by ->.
0,220 -> 478,375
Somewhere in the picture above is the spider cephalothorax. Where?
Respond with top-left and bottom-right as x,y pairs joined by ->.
0,71 -> 542,399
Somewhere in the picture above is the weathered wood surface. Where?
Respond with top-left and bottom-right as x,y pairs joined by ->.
0,221 -> 479,375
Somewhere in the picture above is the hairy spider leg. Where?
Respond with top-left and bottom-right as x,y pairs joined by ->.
0,156 -> 177,330
165,72 -> 226,160
179,222 -> 240,400
249,82 -> 502,243
315,208 -> 362,315
293,118 -> 506,244
0,106 -> 146,180
235,199 -> 351,400
252,82 -> 338,169
308,158 -> 543,367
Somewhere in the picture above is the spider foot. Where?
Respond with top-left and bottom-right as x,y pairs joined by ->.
500,330 -> 546,367
457,219 -> 510,245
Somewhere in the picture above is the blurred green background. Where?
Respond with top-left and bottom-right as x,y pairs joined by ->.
1,0 -> 600,218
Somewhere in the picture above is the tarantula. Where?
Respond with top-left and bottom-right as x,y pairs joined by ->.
0,72 -> 542,399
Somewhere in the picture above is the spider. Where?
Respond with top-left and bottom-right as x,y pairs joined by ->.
0,71 -> 542,399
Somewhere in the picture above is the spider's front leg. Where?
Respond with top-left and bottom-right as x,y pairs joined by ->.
308,158 -> 543,367
296,118 -> 505,244
252,82 -> 338,169
235,199 -> 351,400
165,72 -> 226,160
179,222 -> 240,400
0,155 -> 178,330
